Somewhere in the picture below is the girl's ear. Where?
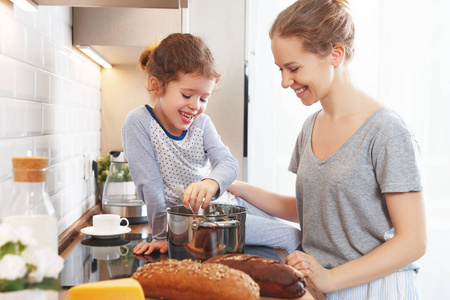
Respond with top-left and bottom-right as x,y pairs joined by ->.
331,44 -> 345,67
149,77 -> 160,96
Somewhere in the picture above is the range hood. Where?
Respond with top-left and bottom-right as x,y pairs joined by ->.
73,7 -> 188,66
20,0 -> 189,66
72,3 -> 188,66
33,0 -> 188,8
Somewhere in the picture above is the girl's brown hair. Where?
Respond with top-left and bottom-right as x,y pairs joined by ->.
269,0 -> 355,62
139,33 -> 221,97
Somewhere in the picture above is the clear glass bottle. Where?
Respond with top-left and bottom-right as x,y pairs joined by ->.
3,157 -> 58,254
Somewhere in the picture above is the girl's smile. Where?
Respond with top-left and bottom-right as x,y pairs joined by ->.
179,110 -> 196,124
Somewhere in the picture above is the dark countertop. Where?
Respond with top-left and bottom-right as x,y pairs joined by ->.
58,210 -> 325,300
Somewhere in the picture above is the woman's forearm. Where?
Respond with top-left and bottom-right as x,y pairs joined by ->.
328,230 -> 426,291
328,191 -> 426,292
228,180 -> 299,222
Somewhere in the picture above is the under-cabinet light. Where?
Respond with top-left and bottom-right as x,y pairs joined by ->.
10,0 -> 38,12
78,46 -> 112,69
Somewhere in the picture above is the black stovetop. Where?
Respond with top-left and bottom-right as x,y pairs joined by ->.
59,232 -> 282,288
60,232 -> 154,288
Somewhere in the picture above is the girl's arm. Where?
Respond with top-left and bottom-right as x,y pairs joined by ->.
286,191 -> 426,292
228,180 -> 298,222
122,108 -> 168,244
182,115 -> 239,211
202,116 -> 239,196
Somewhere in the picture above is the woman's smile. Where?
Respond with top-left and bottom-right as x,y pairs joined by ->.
271,35 -> 336,106
294,85 -> 309,98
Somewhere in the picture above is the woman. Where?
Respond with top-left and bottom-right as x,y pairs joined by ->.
228,0 -> 426,298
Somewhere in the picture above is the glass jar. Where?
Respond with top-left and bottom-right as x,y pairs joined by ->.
3,157 -> 58,254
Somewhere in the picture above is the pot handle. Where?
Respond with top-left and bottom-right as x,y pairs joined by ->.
191,220 -> 240,230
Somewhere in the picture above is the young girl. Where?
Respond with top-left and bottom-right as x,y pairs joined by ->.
228,0 -> 426,299
122,33 -> 301,256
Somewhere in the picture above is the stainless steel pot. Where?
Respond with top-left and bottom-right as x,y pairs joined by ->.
166,204 -> 247,261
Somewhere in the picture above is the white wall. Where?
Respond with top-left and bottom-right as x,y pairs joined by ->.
0,0 -> 101,235
189,0 -> 246,180
246,0 -> 317,194
100,65 -> 148,157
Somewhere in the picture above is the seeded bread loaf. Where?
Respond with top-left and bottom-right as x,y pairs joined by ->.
132,259 -> 259,300
204,254 -> 307,298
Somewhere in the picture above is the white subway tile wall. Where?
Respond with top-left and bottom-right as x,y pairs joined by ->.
0,4 -> 101,235
0,56 -> 15,98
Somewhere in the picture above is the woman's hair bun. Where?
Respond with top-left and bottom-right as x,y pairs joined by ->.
270,0 -> 355,61
333,0 -> 350,10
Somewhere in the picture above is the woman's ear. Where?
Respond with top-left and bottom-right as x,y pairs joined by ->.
149,77 -> 160,96
331,44 -> 345,67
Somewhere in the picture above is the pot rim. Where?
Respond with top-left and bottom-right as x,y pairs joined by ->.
166,204 -> 248,217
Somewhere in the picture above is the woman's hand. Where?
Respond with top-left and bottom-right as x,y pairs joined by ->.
227,180 -> 244,198
133,240 -> 168,255
183,179 -> 219,213
286,250 -> 335,293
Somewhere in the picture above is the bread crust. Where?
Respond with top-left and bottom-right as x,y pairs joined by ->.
132,259 -> 259,300
204,254 -> 307,298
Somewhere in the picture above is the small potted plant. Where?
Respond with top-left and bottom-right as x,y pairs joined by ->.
96,154 -> 112,202
97,154 -> 111,184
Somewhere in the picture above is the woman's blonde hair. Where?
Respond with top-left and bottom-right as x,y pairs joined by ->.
139,33 -> 221,97
269,0 -> 355,62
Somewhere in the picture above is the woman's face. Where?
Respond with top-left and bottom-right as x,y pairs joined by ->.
271,36 -> 335,106
153,73 -> 215,136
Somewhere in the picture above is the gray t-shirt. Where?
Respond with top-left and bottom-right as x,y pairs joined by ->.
288,107 -> 422,270
122,105 -> 239,241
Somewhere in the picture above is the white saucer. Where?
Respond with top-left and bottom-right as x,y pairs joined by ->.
81,226 -> 131,239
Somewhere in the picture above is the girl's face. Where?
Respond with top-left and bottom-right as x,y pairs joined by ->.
271,36 -> 335,106
153,73 -> 215,136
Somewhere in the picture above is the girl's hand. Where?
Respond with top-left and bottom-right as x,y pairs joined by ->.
286,250 -> 335,293
183,179 -> 219,212
133,240 -> 168,255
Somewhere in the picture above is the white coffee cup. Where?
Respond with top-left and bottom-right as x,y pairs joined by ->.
92,245 -> 129,260
93,214 -> 129,234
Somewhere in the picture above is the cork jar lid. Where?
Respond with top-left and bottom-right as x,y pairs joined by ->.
12,157 -> 49,182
